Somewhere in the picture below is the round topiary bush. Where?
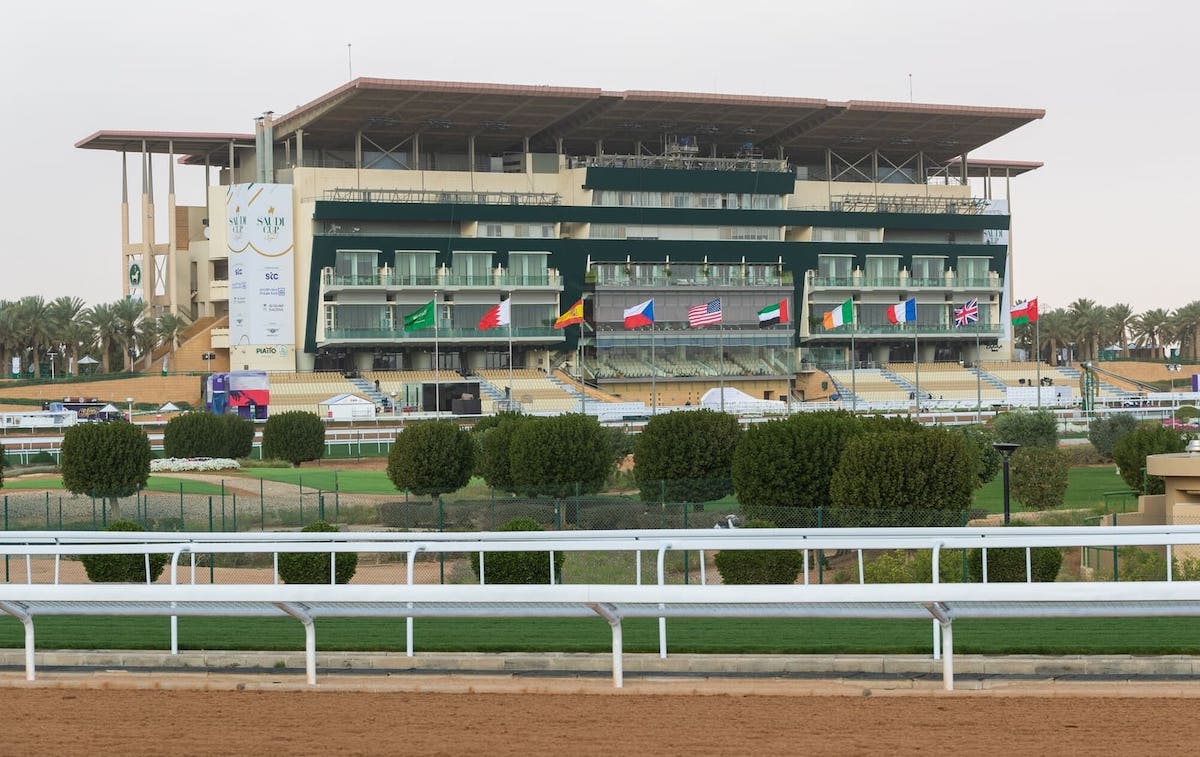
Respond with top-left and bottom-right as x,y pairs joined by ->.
966,545 -> 1062,582
713,519 -> 803,585
80,520 -> 169,583
277,521 -> 358,584
469,517 -> 565,584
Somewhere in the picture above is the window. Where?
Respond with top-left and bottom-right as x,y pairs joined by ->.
508,252 -> 549,284
394,250 -> 437,285
911,256 -> 945,284
958,257 -> 991,284
818,255 -> 853,281
452,251 -> 493,285
865,256 -> 899,285
480,224 -> 502,238
334,250 -> 377,283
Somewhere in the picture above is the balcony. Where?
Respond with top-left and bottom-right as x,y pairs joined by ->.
807,271 -> 1001,291
209,280 -> 229,301
321,326 -> 564,342
210,327 -> 229,348
589,268 -> 792,289
805,323 -> 1001,337
322,268 -> 562,290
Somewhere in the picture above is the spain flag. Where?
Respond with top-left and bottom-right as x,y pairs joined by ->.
553,299 -> 584,329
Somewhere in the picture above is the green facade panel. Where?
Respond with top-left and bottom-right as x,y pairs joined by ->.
312,201 -> 1011,231
583,166 -> 796,194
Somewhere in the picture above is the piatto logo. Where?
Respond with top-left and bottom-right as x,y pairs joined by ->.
255,347 -> 278,355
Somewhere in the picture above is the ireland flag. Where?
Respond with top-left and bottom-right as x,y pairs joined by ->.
757,300 -> 789,327
821,299 -> 853,330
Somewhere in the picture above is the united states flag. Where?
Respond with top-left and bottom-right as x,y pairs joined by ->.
954,298 -> 979,327
688,298 -> 723,327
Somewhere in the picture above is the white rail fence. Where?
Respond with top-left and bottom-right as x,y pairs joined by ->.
4,526 -> 1200,690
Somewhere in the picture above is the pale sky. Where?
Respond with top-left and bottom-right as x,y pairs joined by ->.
1,0 -> 1194,315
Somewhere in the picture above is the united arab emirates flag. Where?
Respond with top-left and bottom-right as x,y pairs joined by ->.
757,300 -> 789,327
403,300 -> 436,331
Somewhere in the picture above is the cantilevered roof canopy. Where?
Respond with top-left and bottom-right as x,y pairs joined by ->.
76,78 -> 1044,166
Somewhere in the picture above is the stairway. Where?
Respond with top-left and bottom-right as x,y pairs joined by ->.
347,377 -> 390,409
470,374 -> 519,412
971,366 -> 1008,393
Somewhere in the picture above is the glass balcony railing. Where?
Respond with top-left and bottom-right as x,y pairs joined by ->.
808,273 -> 1001,290
322,268 -> 561,289
590,271 -> 792,288
322,326 -> 564,340
806,323 -> 1001,336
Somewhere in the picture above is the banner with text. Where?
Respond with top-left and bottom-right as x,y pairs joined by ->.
227,183 -> 295,352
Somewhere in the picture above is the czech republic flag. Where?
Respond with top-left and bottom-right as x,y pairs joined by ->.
623,298 -> 655,328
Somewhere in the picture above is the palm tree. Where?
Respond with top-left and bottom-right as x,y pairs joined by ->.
17,296 -> 51,378
1068,298 -> 1104,362
154,313 -> 188,369
0,300 -> 20,376
47,296 -> 86,377
111,297 -> 146,372
1038,308 -> 1073,366
84,303 -> 119,374
1132,308 -> 1173,360
1170,301 -> 1200,361
1105,303 -> 1135,359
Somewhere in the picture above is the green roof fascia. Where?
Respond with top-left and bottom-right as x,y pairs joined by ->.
583,166 -> 796,194
313,201 -> 1011,231
302,237 -> 1005,355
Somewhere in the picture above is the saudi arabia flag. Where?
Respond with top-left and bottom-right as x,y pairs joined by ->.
403,300 -> 436,331
757,300 -> 789,327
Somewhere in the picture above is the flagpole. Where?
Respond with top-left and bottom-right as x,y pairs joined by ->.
578,322 -> 586,415
975,325 -> 982,423
850,327 -> 857,413
914,323 -> 921,421
507,316 -> 513,408
433,294 -> 440,416
1035,318 -> 1042,411
650,323 -> 657,416
718,324 -> 725,413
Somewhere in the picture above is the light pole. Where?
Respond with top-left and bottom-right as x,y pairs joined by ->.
202,351 -> 216,373
47,349 -> 56,381
126,397 -> 134,423
391,391 -> 397,417
993,442 -> 1020,524
1168,363 -> 1182,393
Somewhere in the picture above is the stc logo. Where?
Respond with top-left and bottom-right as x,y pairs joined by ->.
233,266 -> 244,277
264,272 -> 279,280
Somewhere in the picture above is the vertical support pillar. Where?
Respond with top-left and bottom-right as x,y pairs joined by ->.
468,135 -> 475,173
228,140 -> 236,183
168,139 -> 178,316
960,152 -> 968,185
296,128 -> 304,168
871,149 -> 879,193
412,133 -> 420,170
941,620 -> 954,690
355,131 -> 363,169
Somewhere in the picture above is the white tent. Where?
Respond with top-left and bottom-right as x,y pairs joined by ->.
319,393 -> 377,421
698,387 -> 787,415
158,402 -> 181,412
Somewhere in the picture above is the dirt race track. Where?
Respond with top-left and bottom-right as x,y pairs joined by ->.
2,680 -> 1197,756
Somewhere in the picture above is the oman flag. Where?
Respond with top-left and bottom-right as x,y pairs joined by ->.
1011,298 -> 1039,326
478,299 -> 511,330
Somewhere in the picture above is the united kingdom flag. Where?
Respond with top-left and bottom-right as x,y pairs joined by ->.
954,298 -> 979,327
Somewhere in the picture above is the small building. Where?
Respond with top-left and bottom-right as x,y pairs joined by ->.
318,393 -> 377,421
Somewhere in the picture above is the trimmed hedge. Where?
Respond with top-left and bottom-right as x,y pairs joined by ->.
80,521 -> 168,583
713,519 -> 803,585
276,521 -> 358,584
262,411 -> 326,467
468,517 -> 565,584
163,412 -> 254,459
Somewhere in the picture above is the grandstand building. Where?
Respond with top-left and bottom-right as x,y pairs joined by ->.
76,78 -> 1041,408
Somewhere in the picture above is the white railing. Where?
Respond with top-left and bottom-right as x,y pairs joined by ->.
4,526 -> 1200,689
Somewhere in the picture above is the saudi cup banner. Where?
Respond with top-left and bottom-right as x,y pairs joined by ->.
226,183 -> 294,346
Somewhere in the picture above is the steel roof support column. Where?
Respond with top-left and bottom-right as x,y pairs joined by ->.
0,601 -> 34,681
275,602 -> 317,685
589,602 -> 624,688
468,135 -> 475,175
296,129 -> 304,168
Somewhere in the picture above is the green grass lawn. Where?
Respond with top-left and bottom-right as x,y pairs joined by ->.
971,465 -> 1133,515
3,615 -> 1200,655
2,475 -> 225,495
